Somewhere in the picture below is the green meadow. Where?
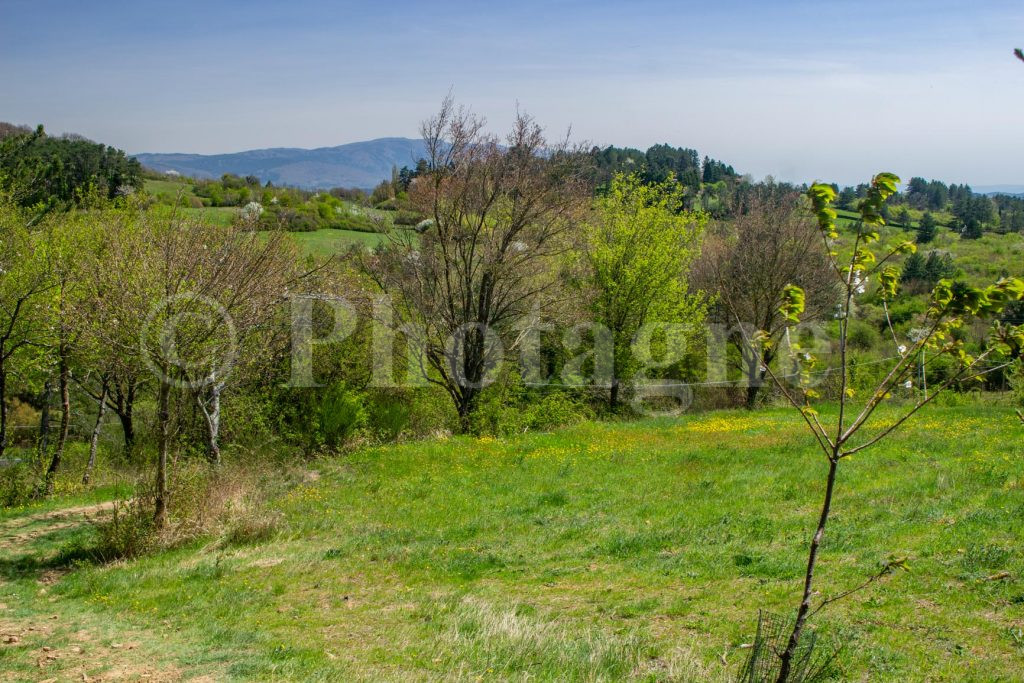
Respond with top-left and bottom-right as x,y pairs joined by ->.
2,404 -> 1022,681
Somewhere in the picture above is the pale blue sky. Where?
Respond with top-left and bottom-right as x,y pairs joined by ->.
2,0 -> 1023,185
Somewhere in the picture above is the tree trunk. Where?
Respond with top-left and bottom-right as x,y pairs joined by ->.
37,378 -> 52,463
744,348 -> 773,410
114,386 -> 136,461
154,378 -> 171,529
83,381 -> 108,485
609,378 -> 620,411
44,352 -> 72,495
775,456 -> 840,683
197,374 -> 222,464
0,362 -> 7,459
456,390 -> 478,434
744,383 -> 760,410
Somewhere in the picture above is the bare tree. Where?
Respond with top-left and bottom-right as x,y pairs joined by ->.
696,190 -> 836,408
364,97 -> 590,430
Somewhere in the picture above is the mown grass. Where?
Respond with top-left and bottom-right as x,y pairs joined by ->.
282,227 -> 389,256
2,404 -> 1022,681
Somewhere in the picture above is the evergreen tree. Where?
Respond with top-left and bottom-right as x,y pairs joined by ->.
916,211 -> 937,243
923,251 -> 955,282
900,251 -> 925,283
961,217 -> 984,240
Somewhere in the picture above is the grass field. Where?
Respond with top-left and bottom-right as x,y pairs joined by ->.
833,209 -> 1024,287
144,178 -> 198,200
2,404 -> 1022,681
282,227 -> 389,256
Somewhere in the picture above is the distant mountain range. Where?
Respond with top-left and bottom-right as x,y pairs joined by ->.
134,137 -> 428,190
135,138 -> 1024,196
975,185 -> 1024,197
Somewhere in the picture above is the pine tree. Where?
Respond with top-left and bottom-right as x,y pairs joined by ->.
916,211 -> 937,244
900,251 -> 925,283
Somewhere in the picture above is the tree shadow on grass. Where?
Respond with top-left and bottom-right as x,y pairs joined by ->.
0,523 -> 105,582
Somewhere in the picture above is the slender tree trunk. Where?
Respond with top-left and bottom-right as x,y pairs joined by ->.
37,378 -> 52,463
154,378 -> 171,529
83,381 -> 108,485
0,362 -> 7,459
114,386 -> 136,461
745,348 -> 773,410
119,410 -> 135,460
609,378 -> 620,411
197,374 -> 222,464
44,350 -> 72,494
775,456 -> 840,683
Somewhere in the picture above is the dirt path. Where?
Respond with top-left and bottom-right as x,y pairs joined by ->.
0,501 -> 217,681
0,502 -> 116,553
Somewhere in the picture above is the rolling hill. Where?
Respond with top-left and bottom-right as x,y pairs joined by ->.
134,137 -> 427,190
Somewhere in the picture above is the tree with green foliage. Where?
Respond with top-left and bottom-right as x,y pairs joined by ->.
960,217 -> 984,239
86,207 -> 296,524
899,250 -> 925,283
578,173 -> 707,409
0,125 -> 141,215
916,211 -> 937,243
893,205 -> 911,227
743,173 -> 1024,682
0,200 -> 54,460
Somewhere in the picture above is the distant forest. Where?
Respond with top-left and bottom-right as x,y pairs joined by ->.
2,121 -> 1024,238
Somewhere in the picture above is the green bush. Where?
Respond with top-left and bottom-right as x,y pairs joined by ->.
1011,363 -> 1024,408
393,210 -> 424,226
470,369 -> 592,436
369,392 -> 413,442
317,383 -> 367,449
91,495 -> 158,561
403,386 -> 458,437
0,460 -> 35,507
524,391 -> 593,431
846,319 -> 881,352
330,212 -> 379,233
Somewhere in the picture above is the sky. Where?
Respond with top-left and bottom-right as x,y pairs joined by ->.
2,0 -> 1024,187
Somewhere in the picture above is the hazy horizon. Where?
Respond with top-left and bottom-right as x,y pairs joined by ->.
4,0 -> 1024,187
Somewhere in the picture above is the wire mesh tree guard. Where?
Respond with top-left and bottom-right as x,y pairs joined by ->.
737,611 -> 841,683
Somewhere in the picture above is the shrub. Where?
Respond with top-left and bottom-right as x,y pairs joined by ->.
317,383 -> 367,449
0,460 -> 35,507
90,460 -> 287,560
369,392 -> 412,442
524,391 -> 593,431
6,398 -> 38,446
470,369 -> 592,436
846,319 -> 881,351
393,210 -> 424,226
331,212 -> 379,233
91,495 -> 159,561
1010,363 -> 1024,408
404,386 -> 458,437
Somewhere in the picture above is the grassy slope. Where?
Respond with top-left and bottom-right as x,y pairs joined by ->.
143,178 -> 389,254
2,405 -> 1023,681
284,228 -> 388,256
834,209 -> 1024,286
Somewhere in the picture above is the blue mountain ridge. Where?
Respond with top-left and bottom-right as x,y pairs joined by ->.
134,137 -> 428,190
